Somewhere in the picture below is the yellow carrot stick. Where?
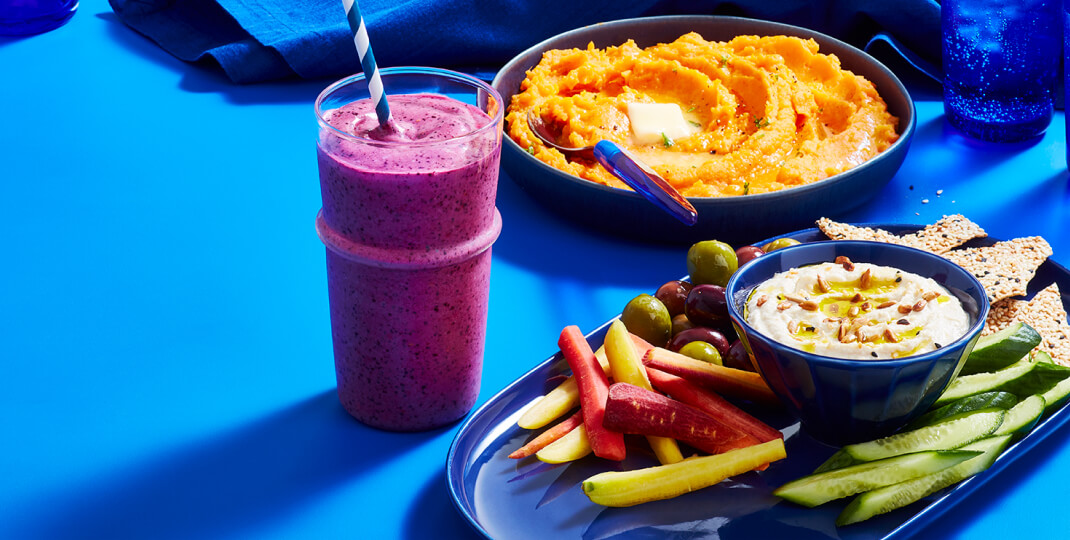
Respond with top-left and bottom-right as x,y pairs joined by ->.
604,320 -> 684,465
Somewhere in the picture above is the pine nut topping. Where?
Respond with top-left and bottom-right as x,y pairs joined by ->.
860,268 -> 872,289
912,300 -> 926,312
847,306 -> 860,318
835,256 -> 855,271
851,293 -> 864,303
883,327 -> 900,343
799,300 -> 819,311
898,304 -> 913,314
861,302 -> 872,311
777,301 -> 792,311
877,301 -> 896,309
816,275 -> 831,293
922,291 -> 940,302
756,295 -> 768,307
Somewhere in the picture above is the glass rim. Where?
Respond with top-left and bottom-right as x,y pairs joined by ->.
314,66 -> 505,148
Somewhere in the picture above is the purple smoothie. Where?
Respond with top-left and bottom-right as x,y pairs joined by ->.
316,91 -> 502,431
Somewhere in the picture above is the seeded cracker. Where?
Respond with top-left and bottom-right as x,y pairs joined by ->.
816,215 -> 986,254
940,237 -> 1053,303
984,284 -> 1070,366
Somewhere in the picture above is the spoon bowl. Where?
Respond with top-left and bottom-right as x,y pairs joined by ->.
526,112 -> 698,226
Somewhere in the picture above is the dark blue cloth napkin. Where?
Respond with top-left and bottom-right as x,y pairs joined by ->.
109,0 -> 941,85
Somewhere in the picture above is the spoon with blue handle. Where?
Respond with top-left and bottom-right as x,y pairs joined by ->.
527,113 -> 698,226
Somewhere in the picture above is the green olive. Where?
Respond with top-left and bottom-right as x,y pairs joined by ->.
620,294 -> 672,347
761,237 -> 801,253
671,313 -> 695,336
678,341 -> 723,365
686,240 -> 738,287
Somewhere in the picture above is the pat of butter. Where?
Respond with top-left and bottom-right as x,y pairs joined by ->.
626,102 -> 701,146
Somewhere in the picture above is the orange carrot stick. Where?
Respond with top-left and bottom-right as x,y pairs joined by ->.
643,347 -> 780,406
508,410 -> 584,459
602,382 -> 760,456
647,367 -> 782,443
558,325 -> 626,461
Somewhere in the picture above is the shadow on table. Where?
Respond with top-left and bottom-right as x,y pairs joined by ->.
492,169 -> 682,287
96,11 -> 332,106
6,390 -> 445,540
404,469 -> 485,540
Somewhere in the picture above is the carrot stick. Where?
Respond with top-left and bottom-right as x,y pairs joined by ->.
643,347 -> 780,406
647,367 -> 783,443
558,325 -> 626,461
603,382 -> 760,456
508,410 -> 584,459
604,321 -> 684,465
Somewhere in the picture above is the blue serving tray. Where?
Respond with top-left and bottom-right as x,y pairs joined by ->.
447,225 -> 1070,539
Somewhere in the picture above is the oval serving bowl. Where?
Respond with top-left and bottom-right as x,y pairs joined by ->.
725,240 -> 988,446
493,15 -> 916,246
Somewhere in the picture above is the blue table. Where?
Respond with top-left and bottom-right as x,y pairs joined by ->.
2,3 -> 1068,538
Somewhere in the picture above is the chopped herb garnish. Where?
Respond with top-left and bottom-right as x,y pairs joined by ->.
661,132 -> 674,147
753,116 -> 770,128
743,181 -> 750,195
688,120 -> 702,127
527,146 -> 535,155
686,105 -> 696,113
720,55 -> 729,67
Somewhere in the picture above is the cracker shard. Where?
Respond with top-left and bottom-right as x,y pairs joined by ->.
985,283 -> 1070,367
816,214 -> 986,254
941,236 -> 1053,303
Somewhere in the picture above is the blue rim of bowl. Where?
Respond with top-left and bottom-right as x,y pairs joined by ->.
492,15 -> 917,203
725,240 -> 991,367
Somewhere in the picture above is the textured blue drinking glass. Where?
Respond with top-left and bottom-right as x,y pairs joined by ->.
942,0 -> 1060,142
0,0 -> 77,36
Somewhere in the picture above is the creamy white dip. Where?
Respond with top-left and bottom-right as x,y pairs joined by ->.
745,261 -> 970,359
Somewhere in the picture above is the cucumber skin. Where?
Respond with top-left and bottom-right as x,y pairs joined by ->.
774,451 -> 981,508
993,395 -> 1046,437
906,391 -> 1017,431
1041,376 -> 1070,415
844,409 -> 1004,462
960,323 -> 1041,375
998,362 -> 1070,399
836,435 -> 1013,526
934,357 -> 1036,407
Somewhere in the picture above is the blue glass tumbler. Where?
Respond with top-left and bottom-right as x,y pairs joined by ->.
0,0 -> 77,36
943,0 -> 1060,142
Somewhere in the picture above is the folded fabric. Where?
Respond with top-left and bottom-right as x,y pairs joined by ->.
109,0 -> 941,85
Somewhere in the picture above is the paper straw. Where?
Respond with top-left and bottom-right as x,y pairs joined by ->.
342,0 -> 391,126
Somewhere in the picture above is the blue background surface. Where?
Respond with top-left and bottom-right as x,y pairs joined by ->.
2,2 -> 1069,538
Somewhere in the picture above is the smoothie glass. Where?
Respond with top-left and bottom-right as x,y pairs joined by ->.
942,0 -> 1060,142
315,68 -> 504,431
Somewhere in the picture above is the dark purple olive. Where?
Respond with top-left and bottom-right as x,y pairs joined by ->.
725,340 -> 755,372
655,280 -> 693,317
735,245 -> 765,267
671,313 -> 695,336
667,327 -> 730,357
684,284 -> 729,327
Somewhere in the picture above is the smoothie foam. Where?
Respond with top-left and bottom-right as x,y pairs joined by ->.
317,91 -> 502,431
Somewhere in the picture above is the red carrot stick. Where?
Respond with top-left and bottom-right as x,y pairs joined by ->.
508,410 -> 584,459
558,325 -> 626,461
646,367 -> 783,443
602,382 -> 760,456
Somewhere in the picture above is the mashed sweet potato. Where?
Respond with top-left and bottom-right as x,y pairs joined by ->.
506,33 -> 900,197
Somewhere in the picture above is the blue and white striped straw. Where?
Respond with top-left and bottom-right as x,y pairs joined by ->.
342,0 -> 391,127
